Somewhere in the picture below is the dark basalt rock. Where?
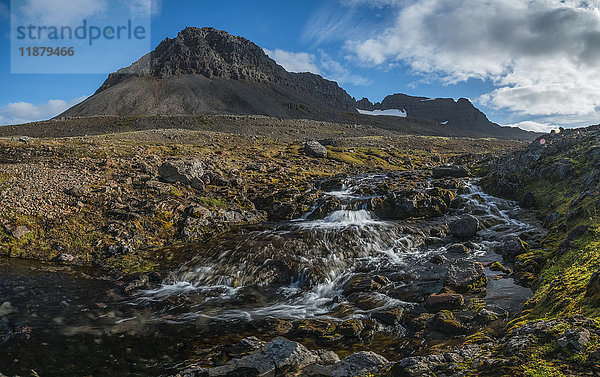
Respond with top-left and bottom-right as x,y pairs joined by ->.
500,236 -> 529,262
424,293 -> 464,312
449,215 -> 479,239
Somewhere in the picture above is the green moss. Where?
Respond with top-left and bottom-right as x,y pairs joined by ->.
198,197 -> 228,208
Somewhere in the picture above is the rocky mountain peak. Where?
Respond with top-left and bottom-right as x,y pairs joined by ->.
90,27 -> 355,112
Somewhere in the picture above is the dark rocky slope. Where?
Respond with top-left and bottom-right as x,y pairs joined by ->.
60,27 -> 356,120
477,125 -> 600,376
357,94 -> 535,140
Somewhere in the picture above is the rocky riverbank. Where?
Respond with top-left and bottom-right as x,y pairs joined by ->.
0,129 -> 517,274
477,125 -> 600,376
1,126 -> 587,377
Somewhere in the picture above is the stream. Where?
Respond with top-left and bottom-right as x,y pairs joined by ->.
0,174 -> 543,376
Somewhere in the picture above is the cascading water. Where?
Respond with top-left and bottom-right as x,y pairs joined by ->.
140,175 -> 541,321
0,173 -> 546,376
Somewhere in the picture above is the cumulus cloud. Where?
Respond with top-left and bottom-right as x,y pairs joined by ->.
319,50 -> 371,85
504,120 -> 560,133
263,48 -> 321,74
0,96 -> 87,126
264,48 -> 370,86
345,0 -> 600,119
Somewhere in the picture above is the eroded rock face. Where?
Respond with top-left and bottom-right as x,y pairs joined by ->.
356,93 -> 535,139
62,27 -> 356,119
158,159 -> 204,189
443,261 -> 487,293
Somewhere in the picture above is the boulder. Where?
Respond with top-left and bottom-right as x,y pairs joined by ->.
432,165 -> 470,179
500,236 -> 529,262
424,293 -> 464,312
371,308 -> 404,326
329,351 -> 389,377
489,261 -> 511,274
446,244 -> 471,254
443,261 -> 487,293
342,274 -> 389,296
449,215 -> 479,239
158,159 -> 204,189
557,329 -> 590,352
304,140 -> 328,158
428,310 -> 467,334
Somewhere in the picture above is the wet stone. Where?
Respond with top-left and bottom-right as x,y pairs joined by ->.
449,215 -> 479,239
424,293 -> 464,312
443,261 -> 487,293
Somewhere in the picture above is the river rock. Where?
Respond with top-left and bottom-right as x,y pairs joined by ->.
432,165 -> 470,178
200,337 -> 340,377
424,293 -> 464,312
263,337 -> 324,372
342,274 -> 389,295
328,351 -> 389,377
304,140 -> 328,158
158,159 -> 204,189
449,215 -> 479,239
428,310 -> 467,334
443,261 -> 487,293
430,254 -> 449,264
446,244 -> 471,254
500,236 -> 528,262
371,308 -> 404,326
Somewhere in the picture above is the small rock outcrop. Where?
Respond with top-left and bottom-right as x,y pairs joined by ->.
449,215 -> 479,239
304,140 -> 328,158
158,159 -> 204,189
444,261 -> 487,293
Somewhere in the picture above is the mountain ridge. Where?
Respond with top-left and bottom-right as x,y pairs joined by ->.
356,93 -> 532,139
58,26 -> 537,140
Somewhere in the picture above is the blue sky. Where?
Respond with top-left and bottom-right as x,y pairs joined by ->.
1,0 -> 600,132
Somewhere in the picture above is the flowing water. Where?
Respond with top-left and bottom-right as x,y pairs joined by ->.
0,175 -> 543,376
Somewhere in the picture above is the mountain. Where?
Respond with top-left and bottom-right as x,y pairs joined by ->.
58,27 -> 536,140
356,94 -> 535,139
59,27 -> 356,120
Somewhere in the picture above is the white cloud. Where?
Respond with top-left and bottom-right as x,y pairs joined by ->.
504,120 -> 559,133
319,50 -> 371,85
264,48 -> 371,86
18,0 -> 108,25
345,0 -> 600,121
0,96 -> 87,125
263,48 -> 321,74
